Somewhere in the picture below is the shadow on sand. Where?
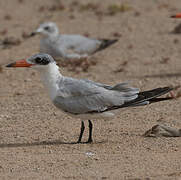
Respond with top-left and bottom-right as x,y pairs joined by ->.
0,139 -> 107,148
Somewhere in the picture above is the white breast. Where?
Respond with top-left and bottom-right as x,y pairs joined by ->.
39,63 -> 62,100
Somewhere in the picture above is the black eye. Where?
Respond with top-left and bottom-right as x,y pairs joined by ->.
35,57 -> 49,65
44,26 -> 50,31
35,57 -> 42,63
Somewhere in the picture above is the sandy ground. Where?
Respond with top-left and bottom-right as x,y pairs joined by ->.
1,0 -> 181,179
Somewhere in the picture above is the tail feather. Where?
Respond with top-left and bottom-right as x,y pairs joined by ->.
88,87 -> 173,114
119,87 -> 173,108
94,39 -> 118,53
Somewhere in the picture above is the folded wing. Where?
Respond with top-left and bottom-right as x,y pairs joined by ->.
53,78 -> 139,114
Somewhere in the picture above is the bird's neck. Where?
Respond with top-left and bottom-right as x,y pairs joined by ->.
47,32 -> 60,40
39,63 -> 63,100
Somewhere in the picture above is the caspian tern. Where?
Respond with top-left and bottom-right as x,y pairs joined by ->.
31,22 -> 118,60
6,53 -> 173,143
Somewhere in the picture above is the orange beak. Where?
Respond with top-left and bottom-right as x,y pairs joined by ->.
171,13 -> 181,18
6,59 -> 33,68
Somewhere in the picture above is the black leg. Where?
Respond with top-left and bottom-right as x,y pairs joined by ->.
77,121 -> 85,143
87,120 -> 93,143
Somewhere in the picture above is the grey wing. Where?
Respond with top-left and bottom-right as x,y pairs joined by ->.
59,35 -> 101,55
81,79 -> 139,93
53,78 -> 139,114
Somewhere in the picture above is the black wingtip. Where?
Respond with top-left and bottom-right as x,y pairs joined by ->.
139,86 -> 173,98
119,86 -> 173,108
149,96 -> 174,103
94,39 -> 118,53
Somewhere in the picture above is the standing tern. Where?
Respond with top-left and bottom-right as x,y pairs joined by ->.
6,53 -> 173,143
31,22 -> 118,60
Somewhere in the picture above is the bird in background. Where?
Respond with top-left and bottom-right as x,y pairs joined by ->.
31,22 -> 118,61
171,13 -> 181,18
6,53 -> 173,143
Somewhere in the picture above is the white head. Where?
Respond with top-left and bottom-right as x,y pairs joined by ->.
31,22 -> 59,38
6,54 -> 62,100
6,53 -> 57,72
